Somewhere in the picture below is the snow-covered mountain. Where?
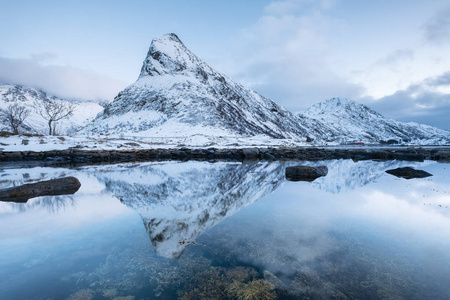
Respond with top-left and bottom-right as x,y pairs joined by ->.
302,98 -> 450,145
85,33 -> 308,140
0,84 -> 103,135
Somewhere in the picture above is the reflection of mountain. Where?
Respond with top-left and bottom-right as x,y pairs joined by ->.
95,160 -> 432,259
309,160 -> 427,194
96,161 -> 286,259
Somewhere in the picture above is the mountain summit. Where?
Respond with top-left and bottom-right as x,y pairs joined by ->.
87,33 -> 307,139
139,33 -> 207,78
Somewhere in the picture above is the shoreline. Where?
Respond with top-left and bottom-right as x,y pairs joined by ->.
1,146 -> 450,164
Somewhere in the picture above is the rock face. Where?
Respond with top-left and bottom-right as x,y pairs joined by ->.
86,33 -> 307,140
385,167 -> 432,179
0,176 -> 81,203
285,166 -> 328,182
0,84 -> 103,135
302,98 -> 450,145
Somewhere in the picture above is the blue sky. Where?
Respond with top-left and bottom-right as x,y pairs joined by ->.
1,0 -> 450,129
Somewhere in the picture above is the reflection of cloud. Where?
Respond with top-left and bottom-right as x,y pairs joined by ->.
0,56 -> 127,101
0,172 -> 131,239
361,190 -> 450,238
203,161 -> 450,287
423,6 -> 450,45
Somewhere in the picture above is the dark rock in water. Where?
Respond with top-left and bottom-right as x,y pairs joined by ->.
242,148 -> 259,160
385,167 -> 432,179
285,166 -> 328,182
0,176 -> 81,203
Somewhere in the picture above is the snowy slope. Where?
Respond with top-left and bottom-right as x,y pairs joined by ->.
85,33 -> 308,140
303,98 -> 450,145
0,84 -> 103,135
95,161 -> 286,259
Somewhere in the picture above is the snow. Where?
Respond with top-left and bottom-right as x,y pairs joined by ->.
2,35 -> 449,149
85,33 -> 308,141
0,133 -> 307,152
302,97 -> 450,145
0,84 -> 103,135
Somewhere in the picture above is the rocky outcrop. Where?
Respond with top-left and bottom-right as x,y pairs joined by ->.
0,176 -> 81,203
1,147 -> 450,163
285,166 -> 328,182
385,167 -> 432,179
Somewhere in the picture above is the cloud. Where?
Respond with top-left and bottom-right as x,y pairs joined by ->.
376,49 -> 414,66
423,6 -> 450,45
226,0 -> 363,111
30,52 -> 58,62
367,71 -> 450,130
0,55 -> 128,101
264,0 -> 336,16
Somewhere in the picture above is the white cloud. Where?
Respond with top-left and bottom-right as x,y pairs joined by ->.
0,55 -> 128,101
423,6 -> 450,45
225,0 -> 362,111
367,71 -> 450,130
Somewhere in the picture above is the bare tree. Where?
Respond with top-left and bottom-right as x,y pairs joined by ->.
2,103 -> 30,134
37,99 -> 75,135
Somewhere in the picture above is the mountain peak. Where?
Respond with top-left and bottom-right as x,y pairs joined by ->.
139,33 -> 204,78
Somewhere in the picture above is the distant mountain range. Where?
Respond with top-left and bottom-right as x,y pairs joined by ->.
303,97 -> 450,145
1,33 -> 449,145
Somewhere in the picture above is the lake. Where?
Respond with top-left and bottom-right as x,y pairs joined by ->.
0,159 -> 449,299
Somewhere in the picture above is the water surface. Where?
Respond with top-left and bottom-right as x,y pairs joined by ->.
0,160 -> 449,299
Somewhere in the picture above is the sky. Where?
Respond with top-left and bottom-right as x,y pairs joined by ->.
0,0 -> 449,129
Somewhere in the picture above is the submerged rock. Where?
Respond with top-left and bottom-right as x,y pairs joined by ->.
385,167 -> 432,179
285,166 -> 328,182
263,270 -> 285,289
0,176 -> 81,203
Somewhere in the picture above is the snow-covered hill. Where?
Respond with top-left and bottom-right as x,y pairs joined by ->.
85,33 -> 308,141
0,84 -> 103,135
302,98 -> 450,145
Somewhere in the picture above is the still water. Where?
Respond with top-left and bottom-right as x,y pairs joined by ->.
0,160 -> 449,299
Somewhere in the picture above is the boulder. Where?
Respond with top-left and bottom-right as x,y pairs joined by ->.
0,176 -> 81,203
385,167 -> 432,179
242,148 -> 260,160
285,166 -> 328,182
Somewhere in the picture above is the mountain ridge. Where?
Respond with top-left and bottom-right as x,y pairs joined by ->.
303,97 -> 450,145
